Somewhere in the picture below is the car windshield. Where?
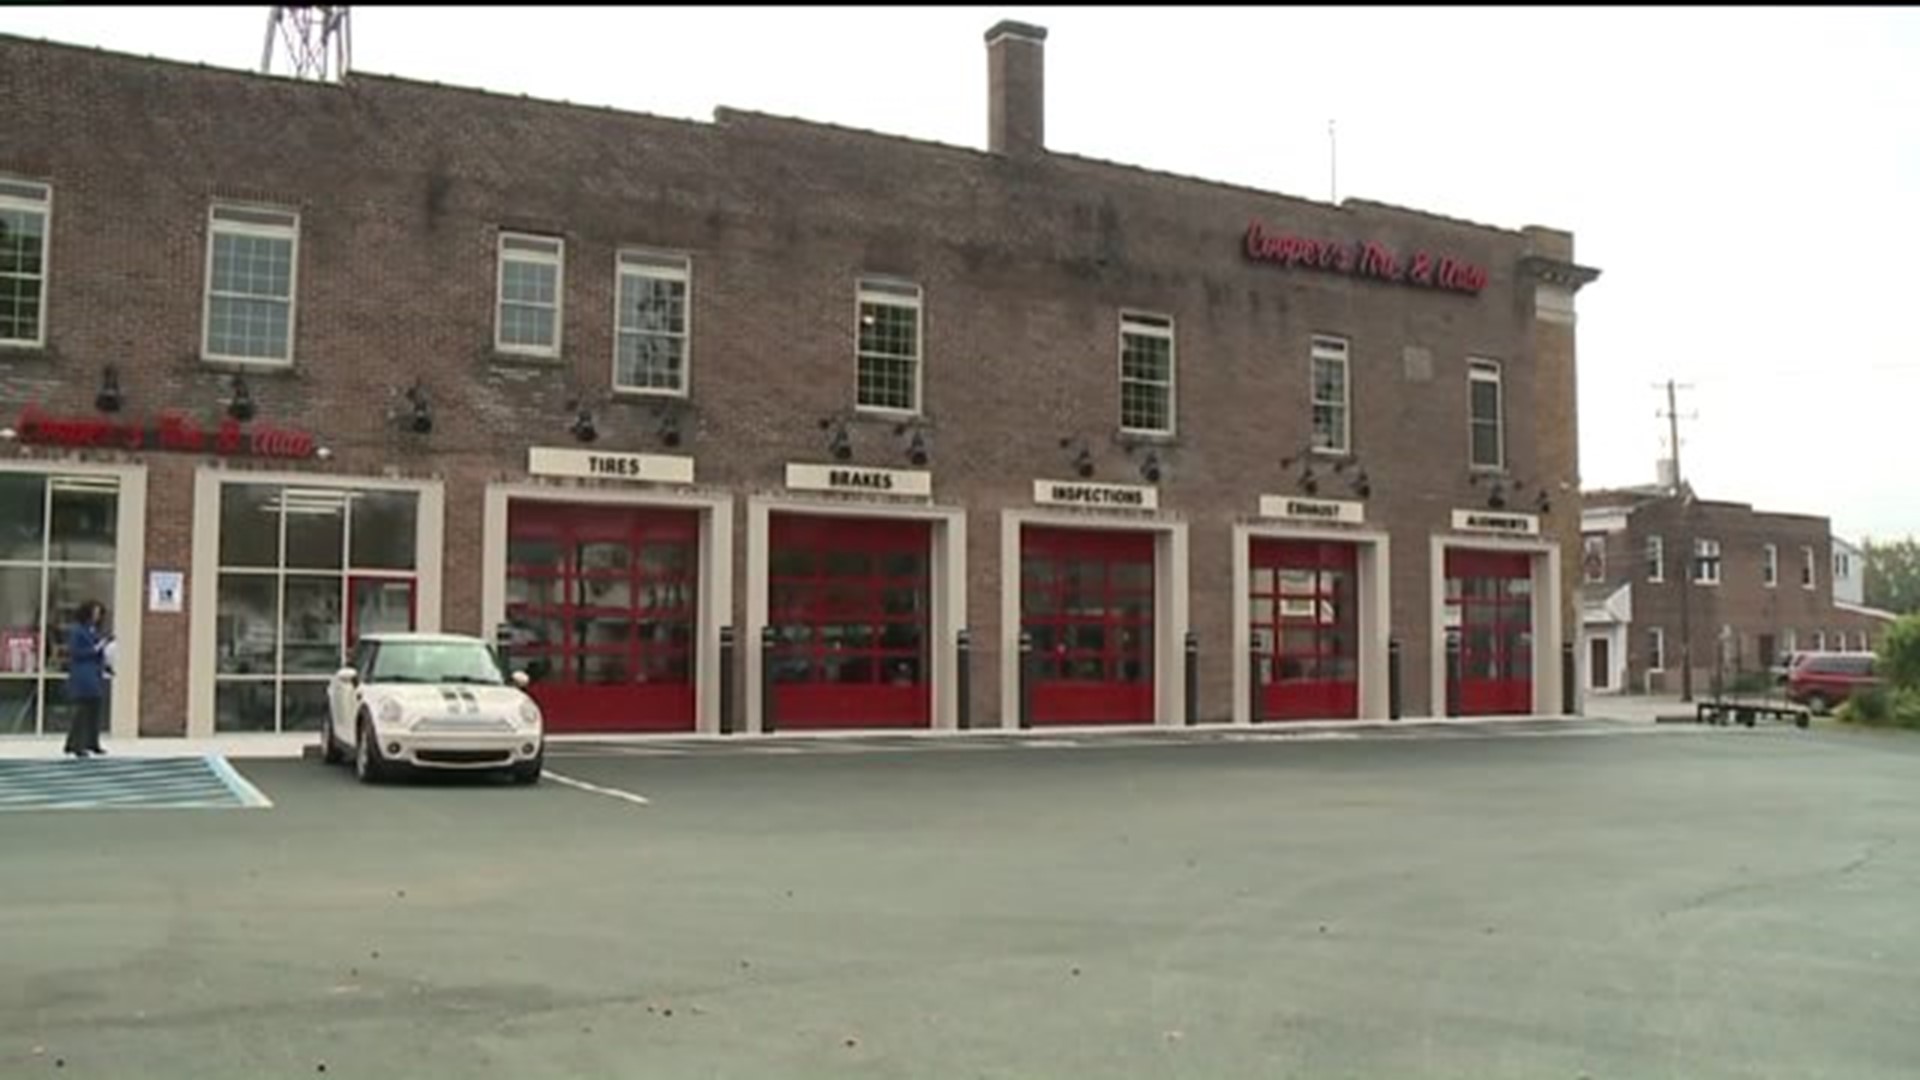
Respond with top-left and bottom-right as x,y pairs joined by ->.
367,641 -> 505,686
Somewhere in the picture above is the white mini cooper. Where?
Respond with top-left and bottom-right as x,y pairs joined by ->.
322,633 -> 545,785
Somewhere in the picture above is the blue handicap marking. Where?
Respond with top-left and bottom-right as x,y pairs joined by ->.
0,756 -> 272,811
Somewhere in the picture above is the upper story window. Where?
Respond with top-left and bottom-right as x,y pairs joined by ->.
1309,335 -> 1350,454
0,178 -> 51,348
1762,543 -> 1778,588
204,204 -> 299,365
1833,549 -> 1852,580
495,232 -> 564,357
1801,545 -> 1816,589
1692,538 -> 1722,585
855,278 -> 922,414
1119,311 -> 1175,435
1467,358 -> 1504,470
1582,535 -> 1606,583
614,249 -> 690,395
1646,535 -> 1665,584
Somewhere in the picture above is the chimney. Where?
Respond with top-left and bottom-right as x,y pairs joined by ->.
986,20 -> 1047,157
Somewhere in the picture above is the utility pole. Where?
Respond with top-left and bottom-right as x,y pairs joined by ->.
1328,119 -> 1338,204
1657,379 -> 1697,701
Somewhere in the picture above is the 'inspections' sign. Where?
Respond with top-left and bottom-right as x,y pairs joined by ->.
1033,480 -> 1159,511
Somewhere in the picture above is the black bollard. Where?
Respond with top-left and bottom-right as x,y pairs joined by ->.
1445,632 -> 1463,718
1017,629 -> 1034,730
956,628 -> 972,732
1184,630 -> 1199,726
1388,638 -> 1403,721
760,625 -> 777,735
718,625 -> 736,735
1561,639 -> 1576,716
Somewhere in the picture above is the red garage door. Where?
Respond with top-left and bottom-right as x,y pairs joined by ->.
1251,538 -> 1358,721
1445,549 -> 1533,716
769,514 -> 931,730
1022,527 -> 1155,726
504,502 -> 700,733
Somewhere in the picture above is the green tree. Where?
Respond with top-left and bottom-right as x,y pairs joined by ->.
1878,613 -> 1920,690
1862,538 -> 1920,615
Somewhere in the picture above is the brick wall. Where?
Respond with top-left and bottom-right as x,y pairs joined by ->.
0,35 -> 1590,729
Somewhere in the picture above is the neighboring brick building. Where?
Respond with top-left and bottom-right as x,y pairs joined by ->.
1581,483 -> 1894,696
0,23 -> 1600,742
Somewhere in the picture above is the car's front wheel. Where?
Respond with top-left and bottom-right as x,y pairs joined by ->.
354,717 -> 390,784
510,751 -> 543,786
1806,693 -> 1832,716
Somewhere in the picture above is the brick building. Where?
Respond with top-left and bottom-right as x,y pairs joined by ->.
0,22 -> 1600,742
1580,483 -> 1894,696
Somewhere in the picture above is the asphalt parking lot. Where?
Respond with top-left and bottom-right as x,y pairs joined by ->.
4,723 -> 1919,1079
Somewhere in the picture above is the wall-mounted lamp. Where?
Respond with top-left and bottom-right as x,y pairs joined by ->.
403,382 -> 433,434
1469,473 -> 1551,514
894,423 -> 929,467
1137,447 -> 1163,484
658,410 -> 683,449
95,365 -> 123,414
315,446 -> 334,462
226,373 -> 256,422
819,418 -> 852,461
569,399 -> 598,444
1058,437 -> 1095,479
1281,447 -> 1372,499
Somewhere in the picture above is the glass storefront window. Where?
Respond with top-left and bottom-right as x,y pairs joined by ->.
213,482 -> 421,733
0,472 -> 119,736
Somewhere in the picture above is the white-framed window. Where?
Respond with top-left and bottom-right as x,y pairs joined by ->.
213,482 -> 422,733
1647,626 -> 1666,672
855,278 -> 922,414
1309,335 -> 1350,454
1856,631 -> 1871,652
1693,538 -> 1721,585
1467,358 -> 1503,470
1762,543 -> 1778,588
1646,535 -> 1665,584
1119,311 -> 1176,435
203,204 -> 299,365
1834,549 -> 1851,580
1801,545 -> 1816,589
613,249 -> 690,395
1812,630 -> 1826,652
495,232 -> 564,357
0,178 -> 52,348
1782,628 -> 1798,655
0,470 -> 122,734
1582,534 -> 1606,583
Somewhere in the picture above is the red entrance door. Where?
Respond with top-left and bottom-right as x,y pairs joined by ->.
1445,549 -> 1534,715
768,514 -> 931,730
1021,527 -> 1155,726
1250,539 -> 1358,720
504,502 -> 699,733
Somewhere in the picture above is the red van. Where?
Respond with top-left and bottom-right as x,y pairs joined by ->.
1785,653 -> 1881,714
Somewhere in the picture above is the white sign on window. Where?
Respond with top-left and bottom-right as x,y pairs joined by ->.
148,570 -> 185,614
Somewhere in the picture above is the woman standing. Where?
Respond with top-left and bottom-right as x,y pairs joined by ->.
63,600 -> 111,758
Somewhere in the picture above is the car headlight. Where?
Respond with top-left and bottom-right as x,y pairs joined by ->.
377,697 -> 405,726
517,700 -> 542,728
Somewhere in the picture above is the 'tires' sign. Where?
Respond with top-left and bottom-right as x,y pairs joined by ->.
12,407 -> 317,460
1243,218 -> 1489,295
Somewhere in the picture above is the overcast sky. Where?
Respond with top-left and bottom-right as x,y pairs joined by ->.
8,6 -> 1918,541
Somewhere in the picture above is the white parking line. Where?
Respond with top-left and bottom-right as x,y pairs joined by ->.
544,770 -> 652,806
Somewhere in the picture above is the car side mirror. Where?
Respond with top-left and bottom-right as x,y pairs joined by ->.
510,670 -> 531,689
335,666 -> 358,684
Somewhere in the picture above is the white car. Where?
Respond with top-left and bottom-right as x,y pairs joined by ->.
321,632 -> 544,785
